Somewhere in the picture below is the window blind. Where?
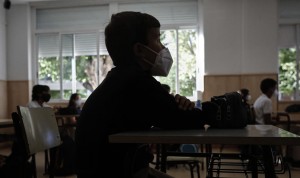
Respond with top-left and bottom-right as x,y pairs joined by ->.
118,1 -> 198,26
279,0 -> 300,19
36,5 -> 109,30
38,34 -> 59,58
278,25 -> 296,48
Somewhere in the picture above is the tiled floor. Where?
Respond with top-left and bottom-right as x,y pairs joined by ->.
1,142 -> 300,178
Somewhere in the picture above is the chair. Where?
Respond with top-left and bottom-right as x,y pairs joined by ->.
55,114 -> 78,140
206,110 -> 292,178
11,106 -> 62,178
273,112 -> 291,131
155,144 -> 203,178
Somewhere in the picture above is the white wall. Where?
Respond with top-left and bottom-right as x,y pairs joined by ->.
204,0 -> 278,75
0,7 -> 6,80
6,4 -> 31,81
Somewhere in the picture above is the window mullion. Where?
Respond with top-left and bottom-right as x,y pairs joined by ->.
176,29 -> 179,94
97,32 -> 100,85
59,34 -> 64,99
296,25 -> 300,100
72,35 -> 76,94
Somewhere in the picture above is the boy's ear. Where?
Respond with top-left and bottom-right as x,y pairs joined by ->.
133,43 -> 145,58
133,43 -> 153,71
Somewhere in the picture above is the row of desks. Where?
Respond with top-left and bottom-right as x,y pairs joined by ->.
109,125 -> 300,178
0,119 -> 13,129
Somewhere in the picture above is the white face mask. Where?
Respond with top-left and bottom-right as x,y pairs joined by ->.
75,99 -> 82,107
141,46 -> 173,77
273,89 -> 279,97
246,95 -> 251,101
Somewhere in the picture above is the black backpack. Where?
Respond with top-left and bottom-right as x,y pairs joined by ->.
202,91 -> 248,129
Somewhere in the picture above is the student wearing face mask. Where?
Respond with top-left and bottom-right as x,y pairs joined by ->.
75,11 -> 212,178
68,93 -> 82,114
57,93 -> 82,115
27,84 -> 52,108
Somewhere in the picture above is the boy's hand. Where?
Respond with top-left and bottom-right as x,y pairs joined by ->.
174,94 -> 195,110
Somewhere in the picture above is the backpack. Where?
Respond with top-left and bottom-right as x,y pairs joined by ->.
202,91 -> 248,129
285,104 -> 300,113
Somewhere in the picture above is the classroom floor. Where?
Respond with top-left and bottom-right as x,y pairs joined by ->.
1,142 -> 300,178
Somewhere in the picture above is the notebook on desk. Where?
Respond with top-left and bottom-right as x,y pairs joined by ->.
17,106 -> 61,155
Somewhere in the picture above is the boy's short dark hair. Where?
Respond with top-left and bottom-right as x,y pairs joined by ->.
32,85 -> 43,101
240,88 -> 249,96
104,11 -> 160,67
32,84 -> 50,101
260,78 -> 277,94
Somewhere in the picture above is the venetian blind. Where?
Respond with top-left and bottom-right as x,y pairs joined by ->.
118,1 -> 198,26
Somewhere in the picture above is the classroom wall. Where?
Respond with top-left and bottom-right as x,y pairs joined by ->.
203,0 -> 278,75
0,7 -> 8,118
202,0 -> 278,108
0,6 -> 6,80
6,4 -> 31,116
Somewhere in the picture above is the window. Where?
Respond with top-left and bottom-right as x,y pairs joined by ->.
278,48 -> 297,100
37,33 -> 112,100
37,29 -> 197,100
278,24 -> 300,100
157,29 -> 197,97
35,1 -> 200,101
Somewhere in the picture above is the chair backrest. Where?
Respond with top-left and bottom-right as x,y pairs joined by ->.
16,106 -> 62,155
179,144 -> 199,153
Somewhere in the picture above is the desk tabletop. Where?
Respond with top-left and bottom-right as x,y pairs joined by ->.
109,125 -> 300,146
0,119 -> 13,128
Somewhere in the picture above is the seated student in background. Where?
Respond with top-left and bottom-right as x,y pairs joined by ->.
253,78 -> 277,125
58,93 -> 82,115
75,11 -> 212,178
27,84 -> 51,108
67,93 -> 82,114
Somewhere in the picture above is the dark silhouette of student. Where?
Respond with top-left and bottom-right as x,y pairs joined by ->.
75,11 -> 211,178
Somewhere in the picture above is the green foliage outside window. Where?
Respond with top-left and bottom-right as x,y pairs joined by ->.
38,29 -> 198,100
158,29 -> 196,96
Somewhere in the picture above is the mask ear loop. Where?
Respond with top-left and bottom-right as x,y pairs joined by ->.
141,44 -> 159,54
136,43 -> 158,67
140,57 -> 155,67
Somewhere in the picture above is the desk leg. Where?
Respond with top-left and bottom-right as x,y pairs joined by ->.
205,144 -> 214,178
32,154 -> 37,178
249,156 -> 258,178
155,144 -> 161,170
160,144 -> 167,173
262,145 -> 276,178
44,150 -> 49,174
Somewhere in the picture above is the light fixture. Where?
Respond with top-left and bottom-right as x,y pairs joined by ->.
3,0 -> 11,10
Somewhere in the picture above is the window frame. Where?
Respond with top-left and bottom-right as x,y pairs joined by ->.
278,24 -> 300,101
